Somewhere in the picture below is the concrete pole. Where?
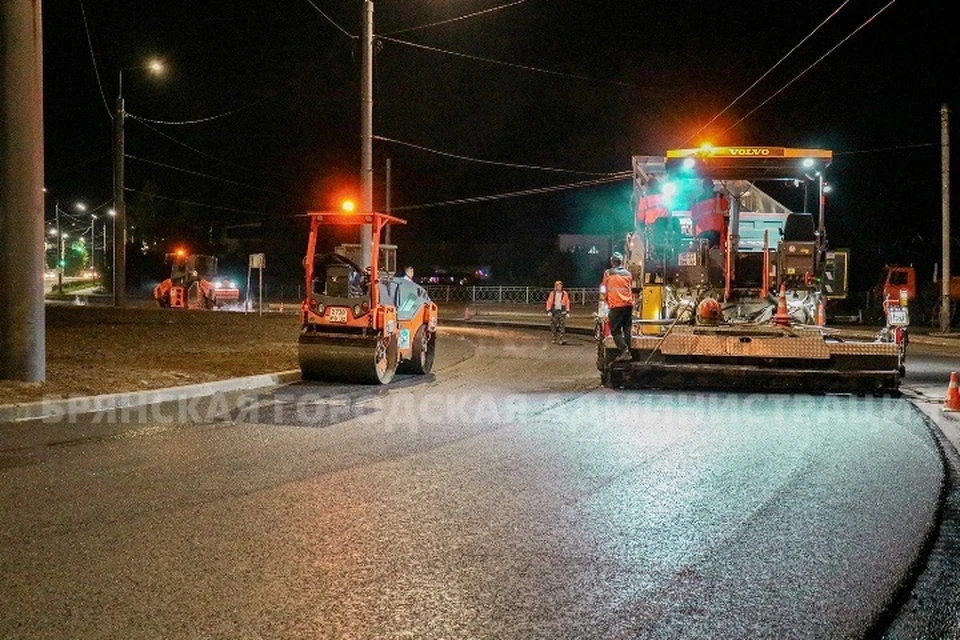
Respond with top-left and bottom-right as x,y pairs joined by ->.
0,1 -> 46,381
360,0 -> 374,269
102,219 -> 107,283
90,215 -> 95,273
384,157 -> 391,245
941,104 -> 952,333
56,202 -> 63,293
113,84 -> 127,307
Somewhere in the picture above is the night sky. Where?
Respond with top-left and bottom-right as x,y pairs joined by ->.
41,0 -> 956,291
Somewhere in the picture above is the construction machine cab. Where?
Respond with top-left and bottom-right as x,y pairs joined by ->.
311,253 -> 367,299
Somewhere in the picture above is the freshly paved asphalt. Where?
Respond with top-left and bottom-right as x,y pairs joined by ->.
0,318 -> 955,638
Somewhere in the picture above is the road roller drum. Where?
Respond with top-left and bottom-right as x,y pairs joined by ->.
298,332 -> 398,385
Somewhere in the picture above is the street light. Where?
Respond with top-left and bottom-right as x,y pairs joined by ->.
114,59 -> 165,307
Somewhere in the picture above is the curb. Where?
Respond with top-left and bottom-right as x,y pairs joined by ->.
0,370 -> 303,423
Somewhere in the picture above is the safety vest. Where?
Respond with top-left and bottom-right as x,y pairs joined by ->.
601,267 -> 634,308
690,194 -> 729,237
636,194 -> 670,226
546,290 -> 570,311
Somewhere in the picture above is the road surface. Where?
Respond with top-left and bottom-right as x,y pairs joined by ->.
0,325 -> 947,639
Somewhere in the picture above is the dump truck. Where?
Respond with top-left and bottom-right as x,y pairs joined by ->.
153,251 -> 241,309
298,210 -> 438,384
596,145 -> 904,395
874,264 -> 960,326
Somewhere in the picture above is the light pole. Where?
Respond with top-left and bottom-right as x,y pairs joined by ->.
55,200 -> 62,293
114,59 -> 164,307
59,233 -> 69,293
90,213 -> 97,275
75,201 -> 89,273
107,209 -> 116,300
113,70 -> 127,307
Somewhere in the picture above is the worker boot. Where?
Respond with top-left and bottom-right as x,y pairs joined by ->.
614,349 -> 632,362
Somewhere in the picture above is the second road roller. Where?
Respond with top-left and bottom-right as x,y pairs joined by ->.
298,209 -> 438,384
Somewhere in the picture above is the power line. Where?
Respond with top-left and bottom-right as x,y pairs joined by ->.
382,0 -> 529,36
834,142 -> 937,156
379,36 -> 643,90
130,118 -> 260,172
125,154 -> 295,198
720,1 -> 897,139
686,0 -> 854,146
78,0 -> 113,121
302,0 -> 355,39
131,99 -> 275,126
125,188 -> 284,217
390,173 -> 631,212
374,136 -> 622,176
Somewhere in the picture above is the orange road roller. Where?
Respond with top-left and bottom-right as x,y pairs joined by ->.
298,210 -> 438,384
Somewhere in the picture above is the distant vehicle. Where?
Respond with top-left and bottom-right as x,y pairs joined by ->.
153,251 -> 241,309
875,264 -> 960,325
424,266 -> 492,286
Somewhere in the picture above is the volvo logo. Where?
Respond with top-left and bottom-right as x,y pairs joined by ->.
728,148 -> 770,156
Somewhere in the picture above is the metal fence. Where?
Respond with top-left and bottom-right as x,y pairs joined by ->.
250,283 -> 600,306
423,285 -> 600,305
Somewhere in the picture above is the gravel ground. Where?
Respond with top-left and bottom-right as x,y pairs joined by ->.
0,305 -> 303,406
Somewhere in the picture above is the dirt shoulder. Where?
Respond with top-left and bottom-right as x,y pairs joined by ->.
0,306 -> 303,406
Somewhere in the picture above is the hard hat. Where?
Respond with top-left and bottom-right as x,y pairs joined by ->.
554,280 -> 563,287
611,251 -> 624,263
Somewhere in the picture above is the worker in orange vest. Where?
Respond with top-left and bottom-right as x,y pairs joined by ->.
545,280 -> 571,344
690,180 -> 729,248
600,252 -> 634,362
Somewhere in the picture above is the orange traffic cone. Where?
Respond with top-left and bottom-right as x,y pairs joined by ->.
944,372 -> 960,412
773,283 -> 790,326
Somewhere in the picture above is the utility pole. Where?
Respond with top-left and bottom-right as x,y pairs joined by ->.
113,72 -> 127,307
90,214 -> 96,274
56,202 -> 63,294
384,157 -> 392,245
941,104 -> 952,333
360,0 -> 374,270
0,0 -> 46,381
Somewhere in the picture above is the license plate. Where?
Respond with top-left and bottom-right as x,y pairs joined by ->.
678,252 -> 697,267
887,307 -> 909,326
328,307 -> 348,323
